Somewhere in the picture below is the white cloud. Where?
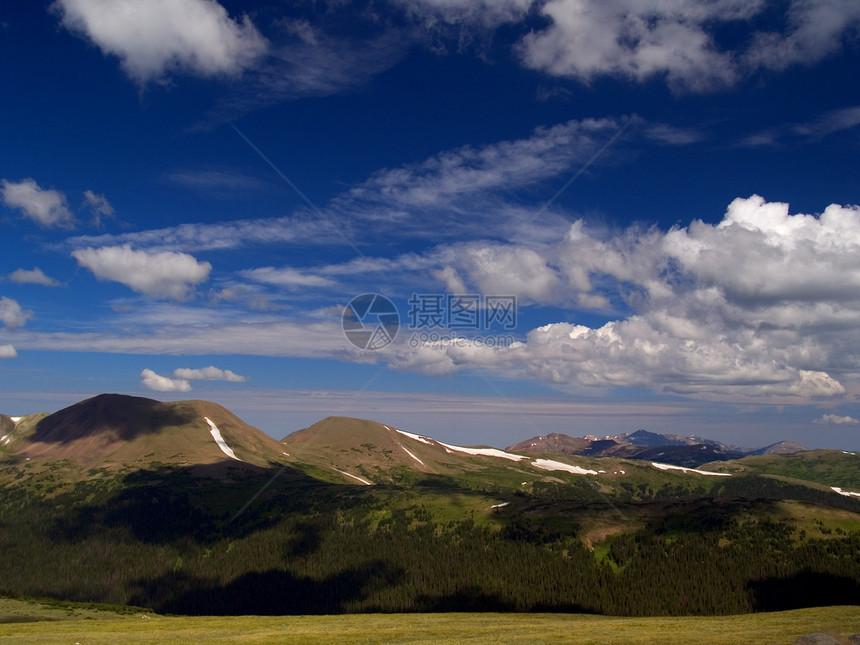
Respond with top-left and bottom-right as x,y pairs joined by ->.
0,345 -> 16,359
54,0 -> 268,83
241,267 -> 336,289
517,0 -> 759,91
392,0 -> 532,28
814,414 -> 860,425
167,169 -> 267,193
72,244 -> 211,300
201,22 -> 407,125
66,215 -> 337,253
0,297 -> 32,330
349,117 -> 622,209
140,368 -> 191,392
9,268 -> 61,287
456,245 -> 562,304
402,0 -> 860,92
1,178 -> 74,229
745,0 -> 860,72
82,190 -> 114,226
173,366 -> 247,382
383,195 -> 860,401
792,105 -> 860,139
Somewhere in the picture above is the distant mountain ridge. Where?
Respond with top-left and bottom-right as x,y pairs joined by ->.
507,429 -> 806,468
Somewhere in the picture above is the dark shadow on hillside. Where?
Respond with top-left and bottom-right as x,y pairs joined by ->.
50,460 -> 335,545
129,561 -> 404,615
31,393 -> 197,443
647,499 -> 765,535
749,571 -> 860,611
712,475 -> 860,513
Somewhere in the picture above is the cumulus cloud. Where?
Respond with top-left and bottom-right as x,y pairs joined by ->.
53,0 -> 268,83
398,0 -> 860,92
1,178 -> 74,228
814,414 -> 860,425
518,0 -> 753,91
9,268 -> 61,287
140,368 -> 191,392
0,345 -> 17,359
173,366 -> 247,382
0,297 -> 33,330
385,195 -> 860,401
72,244 -> 211,300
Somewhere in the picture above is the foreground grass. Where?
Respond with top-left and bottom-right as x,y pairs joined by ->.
0,600 -> 858,645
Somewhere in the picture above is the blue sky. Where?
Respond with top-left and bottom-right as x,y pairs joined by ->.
2,0 -> 860,450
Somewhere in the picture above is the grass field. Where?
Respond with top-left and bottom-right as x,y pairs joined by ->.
0,598 -> 858,644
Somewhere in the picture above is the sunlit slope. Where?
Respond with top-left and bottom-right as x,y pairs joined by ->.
280,416 -> 744,494
2,393 -> 288,469
702,449 -> 860,490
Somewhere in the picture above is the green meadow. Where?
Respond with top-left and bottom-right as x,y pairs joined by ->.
0,598 -> 858,645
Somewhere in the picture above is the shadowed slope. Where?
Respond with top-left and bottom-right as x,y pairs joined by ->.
13,394 -> 288,469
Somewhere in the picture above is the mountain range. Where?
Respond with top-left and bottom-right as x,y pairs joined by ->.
0,393 -> 858,616
507,429 -> 808,468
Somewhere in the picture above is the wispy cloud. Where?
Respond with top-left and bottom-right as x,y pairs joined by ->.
166,169 -> 268,194
82,190 -> 114,227
739,105 -> 860,147
0,344 -> 16,359
66,215 -> 339,254
198,19 -> 409,127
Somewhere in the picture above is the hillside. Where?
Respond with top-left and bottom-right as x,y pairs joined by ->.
702,449 -> 860,490
1,393 -> 289,471
0,395 -> 859,617
280,416 -> 728,492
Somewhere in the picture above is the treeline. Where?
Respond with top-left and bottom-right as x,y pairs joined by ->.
0,467 -> 858,616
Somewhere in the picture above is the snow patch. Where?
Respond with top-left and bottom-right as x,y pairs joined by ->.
531,458 -> 598,475
395,427 -> 528,462
203,417 -> 242,462
437,440 -> 528,462
651,462 -> 731,476
394,428 -> 434,445
334,468 -> 373,485
9,417 -> 20,424
842,451 -> 856,456
491,502 -> 509,509
0,435 -> 7,445
399,444 -> 426,467
832,487 -> 860,498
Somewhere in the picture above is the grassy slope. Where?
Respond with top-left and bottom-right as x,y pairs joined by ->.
703,450 -> 860,489
0,602 -> 857,645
